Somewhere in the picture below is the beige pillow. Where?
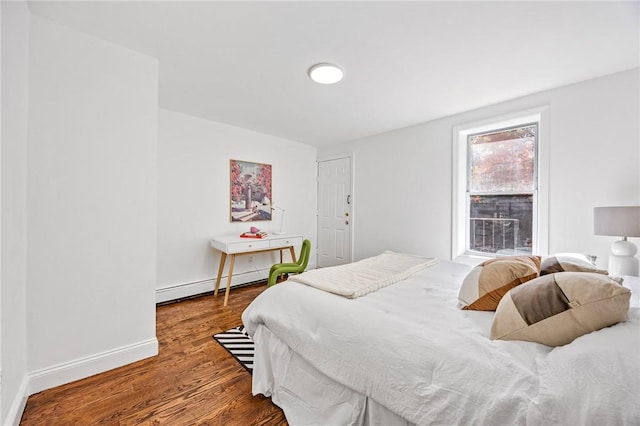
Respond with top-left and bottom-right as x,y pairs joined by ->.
458,256 -> 541,311
540,253 -> 607,275
491,272 -> 630,347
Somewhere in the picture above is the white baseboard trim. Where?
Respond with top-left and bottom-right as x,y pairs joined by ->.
27,337 -> 158,396
156,268 -> 269,303
4,375 -> 28,426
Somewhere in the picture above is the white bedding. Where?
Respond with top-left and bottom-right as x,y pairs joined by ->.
242,259 -> 640,425
288,251 -> 438,298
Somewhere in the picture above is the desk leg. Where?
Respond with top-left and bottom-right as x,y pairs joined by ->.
213,252 -> 227,296
223,254 -> 236,307
289,246 -> 297,263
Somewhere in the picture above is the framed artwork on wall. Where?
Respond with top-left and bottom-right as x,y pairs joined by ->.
230,159 -> 272,222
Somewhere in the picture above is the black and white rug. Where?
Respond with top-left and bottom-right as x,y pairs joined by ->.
213,325 -> 254,373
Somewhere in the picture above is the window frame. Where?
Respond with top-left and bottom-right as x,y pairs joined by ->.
451,107 -> 549,263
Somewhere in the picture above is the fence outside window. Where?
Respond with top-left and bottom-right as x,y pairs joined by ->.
469,217 -> 520,254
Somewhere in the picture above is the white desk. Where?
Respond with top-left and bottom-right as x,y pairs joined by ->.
210,233 -> 303,306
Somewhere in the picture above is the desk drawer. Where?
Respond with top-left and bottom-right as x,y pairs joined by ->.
227,240 -> 270,253
270,236 -> 303,249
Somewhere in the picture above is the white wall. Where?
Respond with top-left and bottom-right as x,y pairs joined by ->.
25,15 -> 159,393
1,2 -> 30,424
157,109 -> 317,302
319,69 -> 640,269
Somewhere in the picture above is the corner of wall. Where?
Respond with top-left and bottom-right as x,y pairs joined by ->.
2,376 -> 28,426
1,1 -> 31,424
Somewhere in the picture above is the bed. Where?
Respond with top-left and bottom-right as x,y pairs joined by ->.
241,252 -> 640,425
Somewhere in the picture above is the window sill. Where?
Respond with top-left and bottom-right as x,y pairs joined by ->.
453,248 -> 537,267
452,254 -> 490,267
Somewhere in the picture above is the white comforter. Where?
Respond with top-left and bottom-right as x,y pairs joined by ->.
242,260 -> 640,425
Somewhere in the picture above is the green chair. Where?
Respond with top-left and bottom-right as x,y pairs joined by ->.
268,239 -> 311,286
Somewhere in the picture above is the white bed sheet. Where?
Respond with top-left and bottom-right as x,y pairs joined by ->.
242,260 -> 640,425
252,324 -> 413,426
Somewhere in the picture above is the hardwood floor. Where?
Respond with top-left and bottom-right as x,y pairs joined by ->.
20,283 -> 288,425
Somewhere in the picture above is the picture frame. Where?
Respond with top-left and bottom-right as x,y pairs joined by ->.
230,159 -> 272,222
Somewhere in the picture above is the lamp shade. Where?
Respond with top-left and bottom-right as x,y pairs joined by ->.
594,206 -> 640,237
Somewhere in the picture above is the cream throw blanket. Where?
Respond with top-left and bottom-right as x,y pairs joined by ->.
288,251 -> 438,298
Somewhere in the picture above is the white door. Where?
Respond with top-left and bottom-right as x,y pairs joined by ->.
317,156 -> 352,267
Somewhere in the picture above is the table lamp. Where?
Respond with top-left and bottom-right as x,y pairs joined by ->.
594,206 -> 640,276
271,204 -> 286,235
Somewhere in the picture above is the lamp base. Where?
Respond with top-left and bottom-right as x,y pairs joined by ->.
273,231 -> 286,235
608,239 -> 639,276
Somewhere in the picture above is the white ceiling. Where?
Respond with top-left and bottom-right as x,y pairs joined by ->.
27,1 -> 639,147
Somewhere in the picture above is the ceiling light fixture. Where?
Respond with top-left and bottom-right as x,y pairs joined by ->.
308,63 -> 344,84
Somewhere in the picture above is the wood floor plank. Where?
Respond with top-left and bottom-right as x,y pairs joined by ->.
20,283 -> 288,425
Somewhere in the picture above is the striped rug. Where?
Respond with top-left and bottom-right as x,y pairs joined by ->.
213,325 -> 254,373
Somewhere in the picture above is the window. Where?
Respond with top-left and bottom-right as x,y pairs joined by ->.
467,124 -> 536,254
452,109 -> 548,261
